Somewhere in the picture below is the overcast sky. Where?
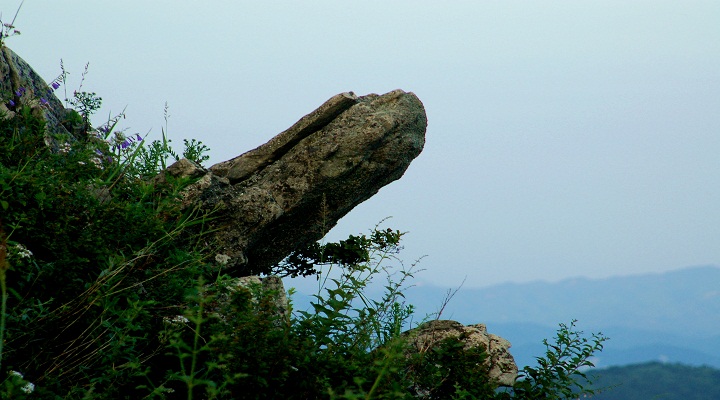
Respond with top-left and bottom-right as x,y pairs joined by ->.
6,1 -> 720,288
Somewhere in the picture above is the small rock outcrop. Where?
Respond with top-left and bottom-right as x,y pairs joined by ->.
0,47 -> 76,147
402,320 -> 518,387
227,275 -> 289,324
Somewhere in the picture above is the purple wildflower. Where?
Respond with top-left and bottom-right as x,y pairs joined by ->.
40,98 -> 48,105
8,100 -> 15,107
120,139 -> 131,149
135,133 -> 143,142
51,81 -> 61,90
15,87 -> 25,97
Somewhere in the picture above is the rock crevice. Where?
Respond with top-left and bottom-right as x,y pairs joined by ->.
210,91 -> 359,184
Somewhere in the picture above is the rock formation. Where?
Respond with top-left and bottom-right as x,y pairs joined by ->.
167,89 -> 427,276
2,46 -> 520,388
0,47 -> 76,147
402,320 -> 518,387
2,47 -> 427,278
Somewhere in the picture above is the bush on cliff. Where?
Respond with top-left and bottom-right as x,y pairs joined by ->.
0,61 -> 606,399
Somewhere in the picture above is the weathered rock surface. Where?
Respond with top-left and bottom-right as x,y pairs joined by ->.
225,275 -> 289,324
0,46 -> 75,146
402,320 -> 518,387
171,89 -> 427,276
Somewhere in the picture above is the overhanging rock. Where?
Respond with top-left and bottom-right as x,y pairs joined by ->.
168,90 -> 427,276
1,46 -> 427,276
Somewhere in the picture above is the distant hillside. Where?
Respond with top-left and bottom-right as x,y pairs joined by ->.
408,265 -> 720,336
587,362 -> 720,400
488,322 -> 720,369
401,265 -> 720,368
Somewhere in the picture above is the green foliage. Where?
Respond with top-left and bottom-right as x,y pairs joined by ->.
509,320 -> 609,399
0,78 -> 217,397
0,58 -> 608,398
403,334 -> 496,399
132,104 -> 211,177
289,228 -> 416,398
273,228 -> 402,278
68,90 -> 102,133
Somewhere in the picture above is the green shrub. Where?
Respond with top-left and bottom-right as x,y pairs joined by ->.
507,320 -> 608,400
0,78 -> 216,397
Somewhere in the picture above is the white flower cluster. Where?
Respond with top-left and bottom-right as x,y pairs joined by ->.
58,142 -> 72,154
14,243 -> 33,259
164,315 -> 190,325
90,156 -> 103,169
8,371 -> 35,394
215,253 -> 231,266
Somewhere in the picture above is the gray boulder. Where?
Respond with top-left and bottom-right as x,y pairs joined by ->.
402,320 -> 519,387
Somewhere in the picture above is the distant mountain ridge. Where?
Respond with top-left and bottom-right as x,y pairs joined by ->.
403,265 -> 720,368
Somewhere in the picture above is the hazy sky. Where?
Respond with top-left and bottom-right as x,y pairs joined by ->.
6,1 -> 720,288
